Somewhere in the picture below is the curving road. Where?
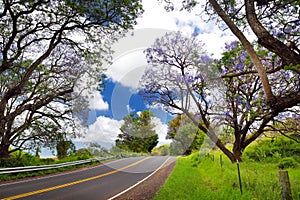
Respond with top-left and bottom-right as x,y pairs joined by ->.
0,156 -> 175,200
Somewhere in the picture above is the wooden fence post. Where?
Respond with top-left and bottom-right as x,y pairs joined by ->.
278,170 -> 293,200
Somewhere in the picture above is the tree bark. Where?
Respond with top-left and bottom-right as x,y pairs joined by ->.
209,0 -> 275,105
0,144 -> 10,158
245,0 -> 300,73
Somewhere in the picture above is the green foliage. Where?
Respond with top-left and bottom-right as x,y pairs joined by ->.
152,144 -> 170,156
116,110 -> 159,153
167,114 -> 205,155
284,64 -> 300,71
0,150 -> 39,167
87,142 -> 110,157
56,134 -> 76,159
244,136 -> 300,163
278,157 -> 299,169
75,148 -> 92,159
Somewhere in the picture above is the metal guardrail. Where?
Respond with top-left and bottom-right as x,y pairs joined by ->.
0,156 -> 115,175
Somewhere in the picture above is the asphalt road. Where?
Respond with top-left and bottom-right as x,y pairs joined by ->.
0,156 -> 175,200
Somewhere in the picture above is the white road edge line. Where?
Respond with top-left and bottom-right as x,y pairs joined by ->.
108,157 -> 172,200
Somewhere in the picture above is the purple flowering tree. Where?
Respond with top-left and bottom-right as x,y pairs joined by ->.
161,0 -> 300,115
140,32 -> 299,162
0,0 -> 143,158
219,41 -> 300,160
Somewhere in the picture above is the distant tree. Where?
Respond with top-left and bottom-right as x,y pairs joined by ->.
0,0 -> 143,158
76,148 -> 92,157
167,114 -> 205,155
116,110 -> 159,153
87,142 -> 109,157
56,133 -> 75,159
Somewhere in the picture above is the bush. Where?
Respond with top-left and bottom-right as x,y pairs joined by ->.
0,158 -> 25,167
278,157 -> 299,169
244,136 -> 300,163
0,151 -> 39,167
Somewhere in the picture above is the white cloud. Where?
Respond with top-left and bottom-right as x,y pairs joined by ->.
88,91 -> 109,111
106,51 -> 147,88
77,116 -> 123,146
151,117 -> 172,146
135,1 -> 178,30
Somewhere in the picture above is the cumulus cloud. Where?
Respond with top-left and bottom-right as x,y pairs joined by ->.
77,116 -> 123,146
151,117 -> 171,146
88,91 -> 109,111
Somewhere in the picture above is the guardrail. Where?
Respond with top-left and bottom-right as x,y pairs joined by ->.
0,156 -> 115,175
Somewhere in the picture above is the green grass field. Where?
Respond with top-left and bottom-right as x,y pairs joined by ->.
155,152 -> 300,200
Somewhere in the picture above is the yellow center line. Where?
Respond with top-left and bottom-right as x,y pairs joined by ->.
2,157 -> 150,200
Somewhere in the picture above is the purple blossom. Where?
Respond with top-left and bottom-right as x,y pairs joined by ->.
225,111 -> 231,118
225,41 -> 237,51
186,75 -> 194,83
235,62 -> 244,71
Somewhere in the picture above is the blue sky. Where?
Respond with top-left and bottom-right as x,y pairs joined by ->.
88,79 -> 170,123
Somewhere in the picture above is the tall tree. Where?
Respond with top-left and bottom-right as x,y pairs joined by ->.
139,31 -> 299,162
0,0 -> 143,157
116,110 -> 159,153
139,31 -> 233,159
219,41 -> 300,160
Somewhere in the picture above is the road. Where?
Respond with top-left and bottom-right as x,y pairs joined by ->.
0,156 -> 175,200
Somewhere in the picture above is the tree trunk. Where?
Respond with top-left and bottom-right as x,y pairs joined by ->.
0,144 -> 10,158
216,139 -> 242,163
209,0 -> 275,103
233,142 -> 243,162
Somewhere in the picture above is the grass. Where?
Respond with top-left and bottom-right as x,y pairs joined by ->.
154,152 -> 300,200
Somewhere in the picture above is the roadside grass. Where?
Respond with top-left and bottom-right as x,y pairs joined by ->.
155,152 -> 300,200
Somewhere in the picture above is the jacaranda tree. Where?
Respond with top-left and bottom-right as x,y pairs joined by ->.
139,31 -> 234,160
0,0 -> 143,158
219,41 -> 300,160
139,31 -> 299,162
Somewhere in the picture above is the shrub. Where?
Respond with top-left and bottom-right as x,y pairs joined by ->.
0,158 -> 25,167
278,157 -> 299,169
244,136 -> 300,163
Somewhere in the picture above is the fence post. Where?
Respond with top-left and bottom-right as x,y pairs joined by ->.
236,160 -> 243,195
278,170 -> 293,200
